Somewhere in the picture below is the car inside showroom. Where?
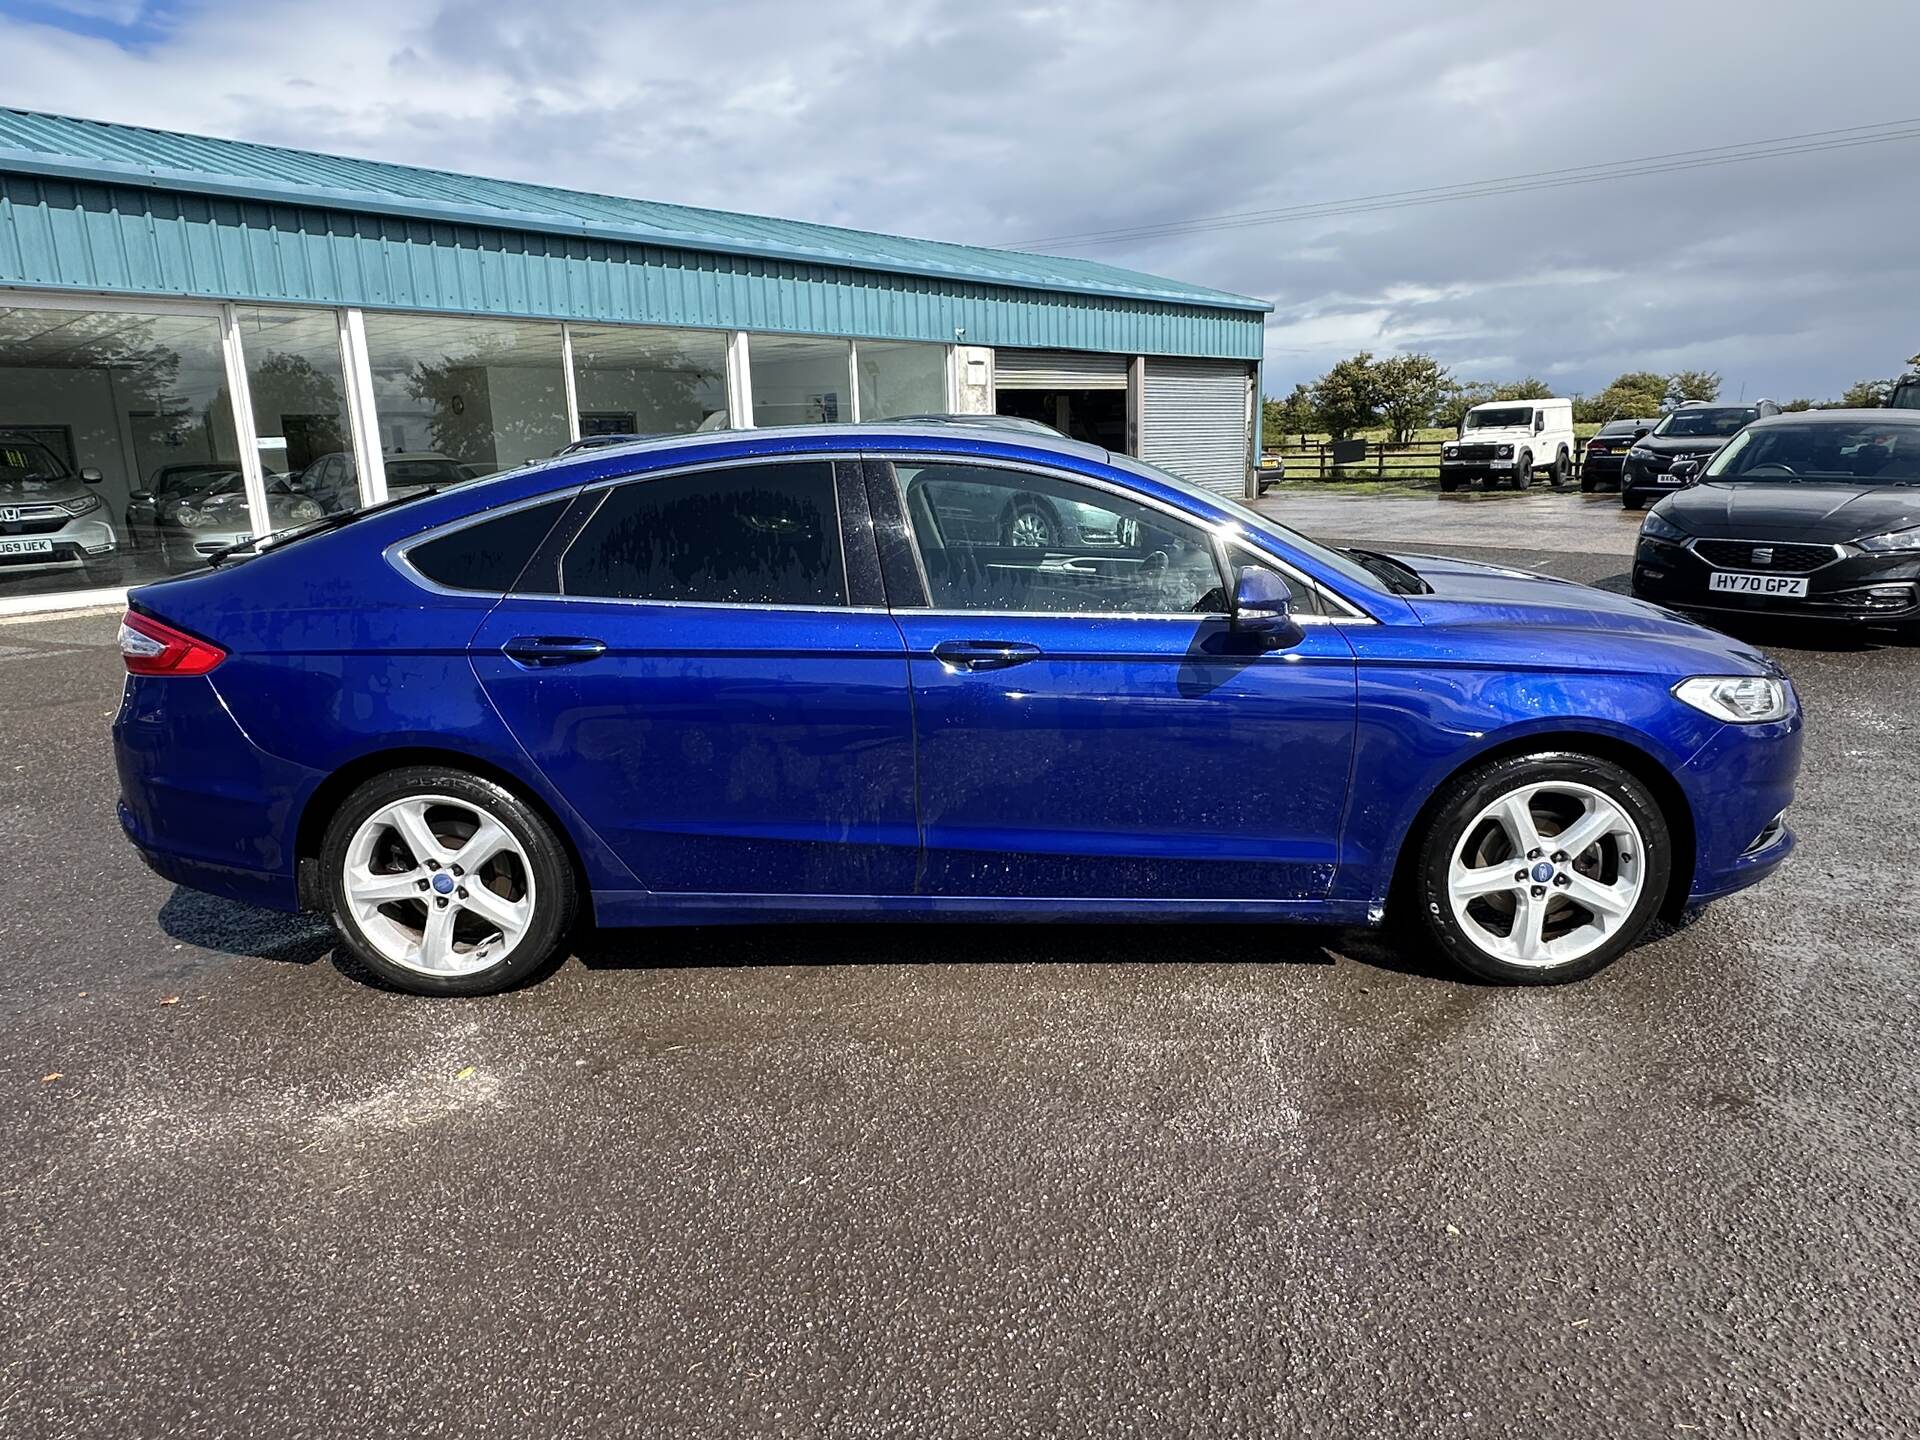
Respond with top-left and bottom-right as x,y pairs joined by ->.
0,109 -> 1267,613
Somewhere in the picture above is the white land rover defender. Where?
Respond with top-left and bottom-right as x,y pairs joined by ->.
1440,398 -> 1576,491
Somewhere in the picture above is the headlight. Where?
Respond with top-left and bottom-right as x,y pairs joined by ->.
1855,524 -> 1920,553
1641,512 -> 1690,544
1496,444 -> 1514,458
1443,444 -> 1458,458
1674,676 -> 1789,724
1628,445 -> 1656,462
171,504 -> 199,527
288,498 -> 325,522
61,491 -> 103,517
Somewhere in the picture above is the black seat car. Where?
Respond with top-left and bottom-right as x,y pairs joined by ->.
1580,417 -> 1658,492
1630,409 -> 1920,631
1619,401 -> 1780,510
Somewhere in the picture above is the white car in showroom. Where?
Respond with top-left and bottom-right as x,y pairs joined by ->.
0,430 -> 120,588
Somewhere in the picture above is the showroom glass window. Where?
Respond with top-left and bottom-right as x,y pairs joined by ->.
750,336 -> 851,427
234,306 -> 358,522
559,461 -> 846,607
0,304 -> 241,600
361,315 -> 569,490
895,463 -> 1223,614
856,341 -> 947,420
570,325 -> 728,439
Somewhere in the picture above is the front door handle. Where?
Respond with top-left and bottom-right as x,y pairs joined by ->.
502,635 -> 607,668
931,639 -> 1042,672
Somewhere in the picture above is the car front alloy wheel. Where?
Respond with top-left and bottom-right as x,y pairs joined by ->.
1413,754 -> 1671,984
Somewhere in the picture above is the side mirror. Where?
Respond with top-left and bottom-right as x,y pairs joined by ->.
1230,564 -> 1304,647
1669,459 -> 1702,485
81,467 -> 104,484
1633,427 -> 1652,439
128,488 -> 154,503
1534,414 -> 1547,434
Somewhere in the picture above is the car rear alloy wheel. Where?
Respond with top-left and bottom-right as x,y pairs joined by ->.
1005,503 -> 1056,548
1414,754 -> 1671,984
321,767 -> 576,995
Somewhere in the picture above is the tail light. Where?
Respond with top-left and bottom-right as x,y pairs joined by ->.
118,610 -> 227,677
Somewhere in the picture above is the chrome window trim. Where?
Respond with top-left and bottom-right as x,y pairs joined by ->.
1684,537 -> 1847,573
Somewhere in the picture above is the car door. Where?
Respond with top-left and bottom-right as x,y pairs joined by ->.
469,456 -> 919,897
871,456 -> 1359,901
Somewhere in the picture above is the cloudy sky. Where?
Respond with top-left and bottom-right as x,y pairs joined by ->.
3,0 -> 1917,400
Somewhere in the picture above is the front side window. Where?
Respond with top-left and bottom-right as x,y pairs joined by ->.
897,462 -> 1223,615
560,461 -> 846,607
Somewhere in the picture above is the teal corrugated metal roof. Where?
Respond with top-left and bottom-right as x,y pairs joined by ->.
0,108 -> 1269,315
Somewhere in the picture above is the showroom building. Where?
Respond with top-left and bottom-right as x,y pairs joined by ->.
0,108 -> 1270,613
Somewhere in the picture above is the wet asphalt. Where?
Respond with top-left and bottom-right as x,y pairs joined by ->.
1,514 -> 1916,1438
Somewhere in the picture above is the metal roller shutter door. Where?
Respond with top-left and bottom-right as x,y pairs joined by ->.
1141,358 -> 1253,496
992,349 -> 1130,390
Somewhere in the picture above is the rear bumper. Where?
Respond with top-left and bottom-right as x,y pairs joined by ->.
113,673 -> 314,912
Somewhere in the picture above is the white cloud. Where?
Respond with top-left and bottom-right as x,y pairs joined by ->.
2,0 -> 1917,399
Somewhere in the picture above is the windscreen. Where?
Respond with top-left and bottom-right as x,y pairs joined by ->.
0,436 -> 72,488
1656,408 -> 1755,438
1706,422 -> 1920,485
1464,407 -> 1533,430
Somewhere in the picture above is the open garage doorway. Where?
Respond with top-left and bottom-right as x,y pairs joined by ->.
994,349 -> 1132,452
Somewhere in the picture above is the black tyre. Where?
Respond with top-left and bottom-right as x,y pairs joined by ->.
83,557 -> 124,587
1548,448 -> 1570,489
1439,476 -> 1459,493
1622,491 -> 1646,511
1410,751 -> 1671,985
320,765 -> 578,996
1513,451 -> 1533,489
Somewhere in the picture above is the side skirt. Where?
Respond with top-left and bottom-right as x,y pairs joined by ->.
591,890 -> 1377,928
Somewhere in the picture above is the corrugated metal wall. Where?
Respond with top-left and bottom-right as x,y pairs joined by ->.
992,349 -> 1130,389
1141,358 -> 1254,497
0,175 -> 1265,361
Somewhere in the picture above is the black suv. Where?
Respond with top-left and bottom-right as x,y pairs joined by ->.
1620,400 -> 1781,510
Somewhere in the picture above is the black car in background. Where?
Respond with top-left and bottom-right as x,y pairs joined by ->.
1620,401 -> 1781,510
1580,417 -> 1657,492
1892,376 -> 1919,411
1631,409 -> 1920,631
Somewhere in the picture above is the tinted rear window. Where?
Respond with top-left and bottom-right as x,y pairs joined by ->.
408,498 -> 569,592
560,461 -> 845,607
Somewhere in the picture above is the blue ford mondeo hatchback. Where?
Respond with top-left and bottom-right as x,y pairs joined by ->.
113,421 -> 1801,995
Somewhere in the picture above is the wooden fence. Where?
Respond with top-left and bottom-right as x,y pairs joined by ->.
1259,439 -> 1591,485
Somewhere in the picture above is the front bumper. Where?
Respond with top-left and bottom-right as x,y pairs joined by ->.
1678,698 -> 1803,905
0,517 -> 118,574
1633,536 -> 1920,624
1440,457 -> 1520,482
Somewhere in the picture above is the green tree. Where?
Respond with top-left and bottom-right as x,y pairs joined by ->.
1590,371 -> 1668,420
1374,353 -> 1451,444
1264,383 -> 1317,443
1492,377 -> 1554,402
1433,380 -> 1497,430
1780,397 -> 1816,412
1665,369 -> 1722,406
1838,379 -> 1890,408
1310,352 -> 1382,441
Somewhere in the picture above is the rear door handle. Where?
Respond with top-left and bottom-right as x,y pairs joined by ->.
930,639 -> 1042,672
502,635 -> 607,668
